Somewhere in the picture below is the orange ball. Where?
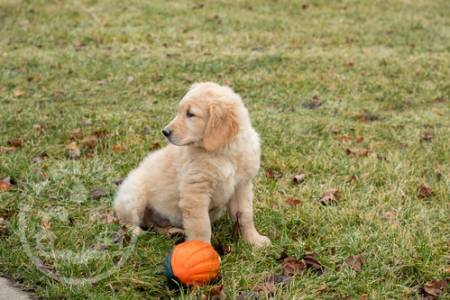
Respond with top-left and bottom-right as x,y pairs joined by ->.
164,240 -> 220,286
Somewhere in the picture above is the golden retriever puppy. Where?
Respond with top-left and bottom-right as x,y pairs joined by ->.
113,82 -> 270,247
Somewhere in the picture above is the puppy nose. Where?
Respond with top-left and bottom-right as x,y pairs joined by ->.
162,128 -> 172,137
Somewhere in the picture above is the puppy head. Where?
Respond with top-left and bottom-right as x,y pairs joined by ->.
163,82 -> 241,151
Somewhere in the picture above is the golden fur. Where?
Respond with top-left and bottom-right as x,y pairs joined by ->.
113,82 -> 271,247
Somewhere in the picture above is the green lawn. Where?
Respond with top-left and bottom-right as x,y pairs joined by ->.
0,0 -> 449,299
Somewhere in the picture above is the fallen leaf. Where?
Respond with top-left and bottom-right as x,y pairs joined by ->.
421,279 -> 448,300
81,135 -> 98,148
113,143 -> 128,153
0,217 -> 7,234
252,282 -> 276,295
266,169 -> 282,180
32,153 -> 48,163
383,211 -> 397,220
209,284 -> 226,300
93,242 -> 107,251
13,89 -> 25,97
7,138 -> 24,147
112,227 -> 131,245
346,148 -> 369,157
41,220 -> 51,230
90,188 -> 108,199
70,128 -> 83,140
286,197 -> 303,208
236,291 -> 259,300
359,294 -> 368,300
421,131 -> 433,142
337,135 -> 353,142
81,119 -> 92,127
356,111 -> 380,122
277,248 -> 289,262
292,173 -> 305,184
103,210 -> 118,224
33,124 -> 46,133
303,252 -> 324,274
303,96 -> 323,109
319,188 -> 340,205
192,3 -> 205,9
282,256 -> 307,276
67,142 -> 81,159
51,90 -> 65,100
265,274 -> 291,285
0,146 -> 17,153
417,184 -> 433,199
355,136 -> 364,143
330,126 -> 340,134
340,254 -> 364,272
93,130 -> 109,138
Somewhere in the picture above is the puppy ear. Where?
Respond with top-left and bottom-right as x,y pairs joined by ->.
203,103 -> 240,151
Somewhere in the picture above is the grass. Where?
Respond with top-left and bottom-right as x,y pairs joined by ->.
0,0 -> 449,299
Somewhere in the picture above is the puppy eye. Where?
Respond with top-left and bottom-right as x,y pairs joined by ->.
186,110 -> 195,118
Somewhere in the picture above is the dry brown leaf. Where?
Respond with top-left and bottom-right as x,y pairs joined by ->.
32,152 -> 48,163
421,279 -> 448,299
286,197 -> 303,208
356,111 -> 380,122
266,169 -> 281,180
209,284 -> 226,300
282,256 -> 307,276
337,134 -> 353,142
41,220 -> 51,230
90,188 -> 108,199
67,142 -> 81,159
93,242 -> 107,251
112,227 -> 132,245
383,211 -> 397,220
0,217 -> 7,234
319,188 -> 340,205
13,89 -> 25,98
417,184 -> 433,199
81,135 -> 99,148
359,294 -> 368,300
7,138 -> 24,148
293,173 -> 305,184
355,136 -> 364,143
330,126 -> 340,134
346,148 -> 369,157
33,124 -> 46,133
93,129 -> 109,138
421,131 -> 433,142
341,254 -> 364,272
303,252 -> 325,274
113,143 -> 128,153
70,128 -> 83,140
303,96 -> 323,109
0,146 -> 17,154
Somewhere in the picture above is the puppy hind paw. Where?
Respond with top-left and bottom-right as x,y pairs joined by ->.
247,234 -> 271,248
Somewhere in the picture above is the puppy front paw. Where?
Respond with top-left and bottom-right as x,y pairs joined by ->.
246,234 -> 271,248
